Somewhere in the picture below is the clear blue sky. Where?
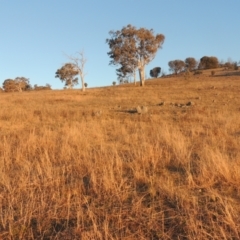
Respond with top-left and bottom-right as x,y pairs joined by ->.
1,0 -> 239,89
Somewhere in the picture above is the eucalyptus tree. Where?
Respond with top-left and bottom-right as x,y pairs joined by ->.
150,67 -> 161,78
106,25 -> 165,86
185,57 -> 197,71
168,60 -> 185,75
198,56 -> 219,69
2,77 -> 31,92
55,63 -> 79,89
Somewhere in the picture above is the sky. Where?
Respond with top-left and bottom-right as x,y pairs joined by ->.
1,0 -> 239,89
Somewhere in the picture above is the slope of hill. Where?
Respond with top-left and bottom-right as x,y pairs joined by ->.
0,72 -> 240,239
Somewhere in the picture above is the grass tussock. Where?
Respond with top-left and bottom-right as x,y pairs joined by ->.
0,74 -> 240,239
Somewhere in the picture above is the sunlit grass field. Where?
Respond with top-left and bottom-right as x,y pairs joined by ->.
0,70 -> 240,239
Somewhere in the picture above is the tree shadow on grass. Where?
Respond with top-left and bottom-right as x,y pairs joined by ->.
115,109 -> 138,114
214,71 -> 240,77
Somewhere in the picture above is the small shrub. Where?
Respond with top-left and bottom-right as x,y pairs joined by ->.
211,71 -> 215,76
34,86 -> 52,91
194,70 -> 203,75
112,81 -> 116,86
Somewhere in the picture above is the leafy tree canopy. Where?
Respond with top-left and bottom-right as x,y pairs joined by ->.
168,60 -> 185,74
55,63 -> 79,89
198,56 -> 219,69
2,77 -> 31,92
106,24 -> 165,86
185,57 -> 197,71
150,67 -> 161,78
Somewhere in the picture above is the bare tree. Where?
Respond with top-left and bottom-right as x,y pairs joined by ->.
106,25 -> 165,86
65,51 -> 87,91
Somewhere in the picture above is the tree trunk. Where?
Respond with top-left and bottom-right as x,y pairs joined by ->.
138,67 -> 145,86
17,83 -> 22,92
80,75 -> 85,91
134,70 -> 136,86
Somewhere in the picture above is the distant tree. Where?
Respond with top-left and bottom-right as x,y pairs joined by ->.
2,77 -> 30,92
224,62 -> 232,70
224,61 -> 238,70
84,82 -> 88,88
198,56 -> 219,69
168,60 -> 185,74
106,24 -> 165,86
55,63 -> 78,89
150,67 -> 161,78
65,51 -> 87,91
3,79 -> 16,92
185,57 -> 197,71
112,81 -> 116,86
15,77 -> 31,91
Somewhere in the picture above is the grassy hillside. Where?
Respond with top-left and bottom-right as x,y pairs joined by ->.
0,70 -> 240,239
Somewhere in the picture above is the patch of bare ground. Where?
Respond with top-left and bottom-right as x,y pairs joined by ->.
0,72 -> 240,239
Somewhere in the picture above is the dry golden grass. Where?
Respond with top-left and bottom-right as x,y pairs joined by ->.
0,70 -> 240,239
